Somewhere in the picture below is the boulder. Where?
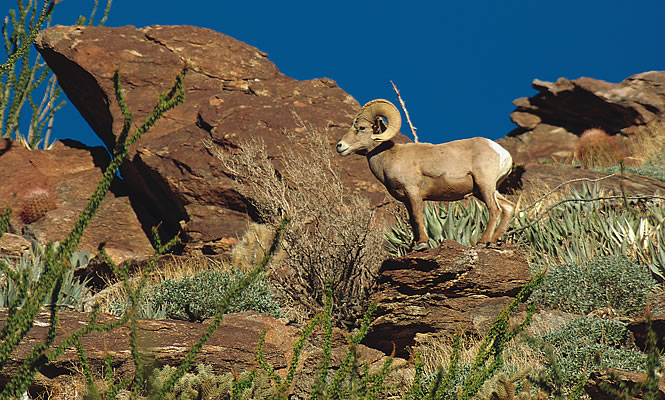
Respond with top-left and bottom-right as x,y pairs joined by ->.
0,233 -> 31,259
0,139 -> 154,265
35,25 -> 401,255
0,308 -> 396,398
364,240 -> 530,356
585,368 -> 665,400
627,315 -> 665,353
0,310 -> 297,380
627,289 -> 665,352
499,71 -> 665,163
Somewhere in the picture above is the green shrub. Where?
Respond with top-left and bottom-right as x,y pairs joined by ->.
150,270 -> 282,321
530,256 -> 658,316
531,316 -> 647,395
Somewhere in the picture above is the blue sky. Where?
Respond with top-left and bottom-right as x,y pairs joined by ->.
45,0 -> 665,147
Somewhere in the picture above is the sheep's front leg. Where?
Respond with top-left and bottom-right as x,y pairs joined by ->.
404,192 -> 428,251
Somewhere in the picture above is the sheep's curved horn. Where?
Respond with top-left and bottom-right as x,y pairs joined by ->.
359,99 -> 402,142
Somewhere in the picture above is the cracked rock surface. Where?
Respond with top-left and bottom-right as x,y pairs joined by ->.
35,25 -> 398,254
364,240 -> 530,356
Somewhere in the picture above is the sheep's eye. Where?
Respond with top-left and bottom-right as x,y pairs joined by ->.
357,126 -> 366,131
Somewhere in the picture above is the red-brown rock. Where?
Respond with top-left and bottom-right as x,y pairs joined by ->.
0,139 -> 153,264
499,71 -> 665,163
0,308 -> 394,398
0,309 -> 299,384
585,368 -> 665,400
35,25 -> 400,254
364,240 -> 530,356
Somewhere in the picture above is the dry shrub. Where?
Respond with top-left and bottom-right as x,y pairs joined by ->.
413,333 -> 542,399
231,222 -> 286,273
204,117 -> 386,326
414,334 -> 540,377
574,128 -> 621,168
623,121 -> 665,167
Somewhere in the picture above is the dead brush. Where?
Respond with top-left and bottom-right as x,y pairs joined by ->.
414,333 -> 542,383
231,222 -> 286,273
624,121 -> 665,167
204,115 -> 386,326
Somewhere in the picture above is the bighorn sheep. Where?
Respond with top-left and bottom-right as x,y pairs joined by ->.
336,99 -> 514,249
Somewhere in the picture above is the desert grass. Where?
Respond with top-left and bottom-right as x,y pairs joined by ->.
622,121 -> 665,167
231,222 -> 287,274
414,334 -> 542,379
512,175 -> 616,221
33,373 -> 89,400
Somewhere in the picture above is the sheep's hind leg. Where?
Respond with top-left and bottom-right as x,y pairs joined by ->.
491,192 -> 515,243
475,186 -> 502,245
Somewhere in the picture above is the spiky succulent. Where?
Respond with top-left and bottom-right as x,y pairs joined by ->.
18,188 -> 56,224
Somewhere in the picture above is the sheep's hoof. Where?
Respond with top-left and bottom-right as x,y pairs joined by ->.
412,243 -> 429,252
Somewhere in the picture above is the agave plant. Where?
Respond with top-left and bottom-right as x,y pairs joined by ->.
0,241 -> 91,310
385,183 -> 665,281
384,199 -> 489,257
509,184 -> 665,280
608,210 -> 665,280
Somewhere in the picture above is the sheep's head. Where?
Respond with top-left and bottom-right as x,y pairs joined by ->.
336,99 -> 402,156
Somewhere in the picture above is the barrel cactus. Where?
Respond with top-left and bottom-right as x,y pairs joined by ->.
19,188 -> 56,224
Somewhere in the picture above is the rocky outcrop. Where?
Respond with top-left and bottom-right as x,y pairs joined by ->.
0,139 -> 153,265
0,233 -> 31,258
505,163 -> 665,197
364,240 -> 530,356
585,368 -> 665,400
498,71 -> 665,163
34,25 -> 399,255
0,308 -> 395,398
0,310 -> 298,381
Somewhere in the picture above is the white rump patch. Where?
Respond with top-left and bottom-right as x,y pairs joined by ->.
487,139 -> 513,178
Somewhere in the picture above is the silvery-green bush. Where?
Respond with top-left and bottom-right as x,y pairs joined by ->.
532,316 -> 648,395
150,270 -> 281,321
530,255 -> 658,316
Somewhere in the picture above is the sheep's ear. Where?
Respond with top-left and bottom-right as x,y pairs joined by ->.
373,118 -> 387,135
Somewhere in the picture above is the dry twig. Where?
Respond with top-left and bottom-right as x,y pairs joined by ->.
518,173 -> 618,214
390,81 -> 418,143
